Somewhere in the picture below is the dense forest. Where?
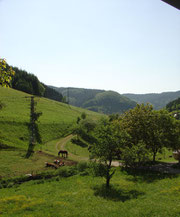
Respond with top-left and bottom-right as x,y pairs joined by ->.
51,87 -> 137,114
7,65 -> 63,103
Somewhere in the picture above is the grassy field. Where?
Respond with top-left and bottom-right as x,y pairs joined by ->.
0,168 -> 180,217
0,87 -> 102,179
0,86 -> 103,150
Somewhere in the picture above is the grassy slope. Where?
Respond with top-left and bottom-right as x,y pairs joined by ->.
0,169 -> 180,217
0,86 -> 102,149
0,87 -> 103,178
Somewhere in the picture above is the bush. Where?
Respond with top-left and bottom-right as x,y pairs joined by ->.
121,141 -> 150,168
88,161 -> 107,177
77,161 -> 89,172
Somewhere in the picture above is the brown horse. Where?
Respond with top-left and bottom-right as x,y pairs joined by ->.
58,150 -> 68,158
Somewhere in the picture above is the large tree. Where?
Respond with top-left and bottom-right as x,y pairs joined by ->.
121,104 -> 178,162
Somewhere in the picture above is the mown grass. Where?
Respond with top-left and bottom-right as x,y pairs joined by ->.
0,168 -> 179,217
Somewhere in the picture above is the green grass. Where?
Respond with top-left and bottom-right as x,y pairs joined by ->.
0,86 -> 103,150
0,87 -> 103,179
0,169 -> 180,217
65,140 -> 89,159
1,87 -> 180,217
0,149 -> 61,178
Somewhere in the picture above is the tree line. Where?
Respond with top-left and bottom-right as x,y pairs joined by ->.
0,59 -> 64,103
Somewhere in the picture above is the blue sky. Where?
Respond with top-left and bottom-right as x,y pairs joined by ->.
0,0 -> 179,94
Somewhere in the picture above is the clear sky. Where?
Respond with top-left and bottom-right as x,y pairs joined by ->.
0,0 -> 179,94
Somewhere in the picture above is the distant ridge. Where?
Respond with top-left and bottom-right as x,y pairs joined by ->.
50,86 -> 136,114
123,91 -> 180,110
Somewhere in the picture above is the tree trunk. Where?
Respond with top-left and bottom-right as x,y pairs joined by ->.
106,176 -> 110,188
106,159 -> 112,188
153,152 -> 156,163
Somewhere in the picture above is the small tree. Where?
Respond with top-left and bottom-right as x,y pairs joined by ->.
0,59 -> 15,87
90,118 -> 128,188
81,112 -> 87,120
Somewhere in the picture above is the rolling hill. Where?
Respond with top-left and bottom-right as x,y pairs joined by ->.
50,87 -> 137,114
123,91 -> 180,110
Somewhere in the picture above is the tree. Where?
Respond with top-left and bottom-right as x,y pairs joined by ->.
0,59 -> 15,87
121,104 -> 177,163
26,96 -> 42,158
89,118 -> 128,188
167,120 -> 180,164
81,112 -> 87,120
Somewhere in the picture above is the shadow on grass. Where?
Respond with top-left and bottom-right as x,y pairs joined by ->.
0,143 -> 18,151
122,167 -> 178,183
71,138 -> 88,148
92,184 -> 145,202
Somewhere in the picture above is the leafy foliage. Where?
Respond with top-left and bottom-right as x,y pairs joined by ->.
166,97 -> 180,112
121,140 -> 150,167
166,97 -> 180,120
121,104 -> 179,162
0,59 -> 15,87
89,118 -> 129,187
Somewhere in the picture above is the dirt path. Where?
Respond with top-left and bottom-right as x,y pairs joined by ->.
55,134 -> 73,152
55,135 -> 88,161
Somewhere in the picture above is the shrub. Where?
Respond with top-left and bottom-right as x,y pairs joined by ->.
121,141 -> 150,168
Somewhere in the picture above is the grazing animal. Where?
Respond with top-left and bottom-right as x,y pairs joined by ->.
45,162 -> 58,169
58,150 -> 68,158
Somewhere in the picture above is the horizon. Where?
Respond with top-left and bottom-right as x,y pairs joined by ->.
0,0 -> 180,94
49,85 -> 180,95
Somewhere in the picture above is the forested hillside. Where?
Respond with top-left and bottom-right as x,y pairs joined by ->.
51,87 -> 136,114
7,65 -> 63,103
123,91 -> 180,110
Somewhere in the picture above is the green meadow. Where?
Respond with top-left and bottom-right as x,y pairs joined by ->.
0,87 -> 102,178
0,86 -> 102,150
0,87 -> 180,217
0,168 -> 180,217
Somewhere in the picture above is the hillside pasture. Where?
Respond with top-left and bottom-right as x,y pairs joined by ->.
0,86 -> 103,150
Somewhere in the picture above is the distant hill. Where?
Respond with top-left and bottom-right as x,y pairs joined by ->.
123,91 -> 180,110
50,87 -> 137,114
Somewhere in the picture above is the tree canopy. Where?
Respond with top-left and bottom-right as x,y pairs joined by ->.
120,104 -> 179,162
0,59 -> 15,87
88,118 -> 128,188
